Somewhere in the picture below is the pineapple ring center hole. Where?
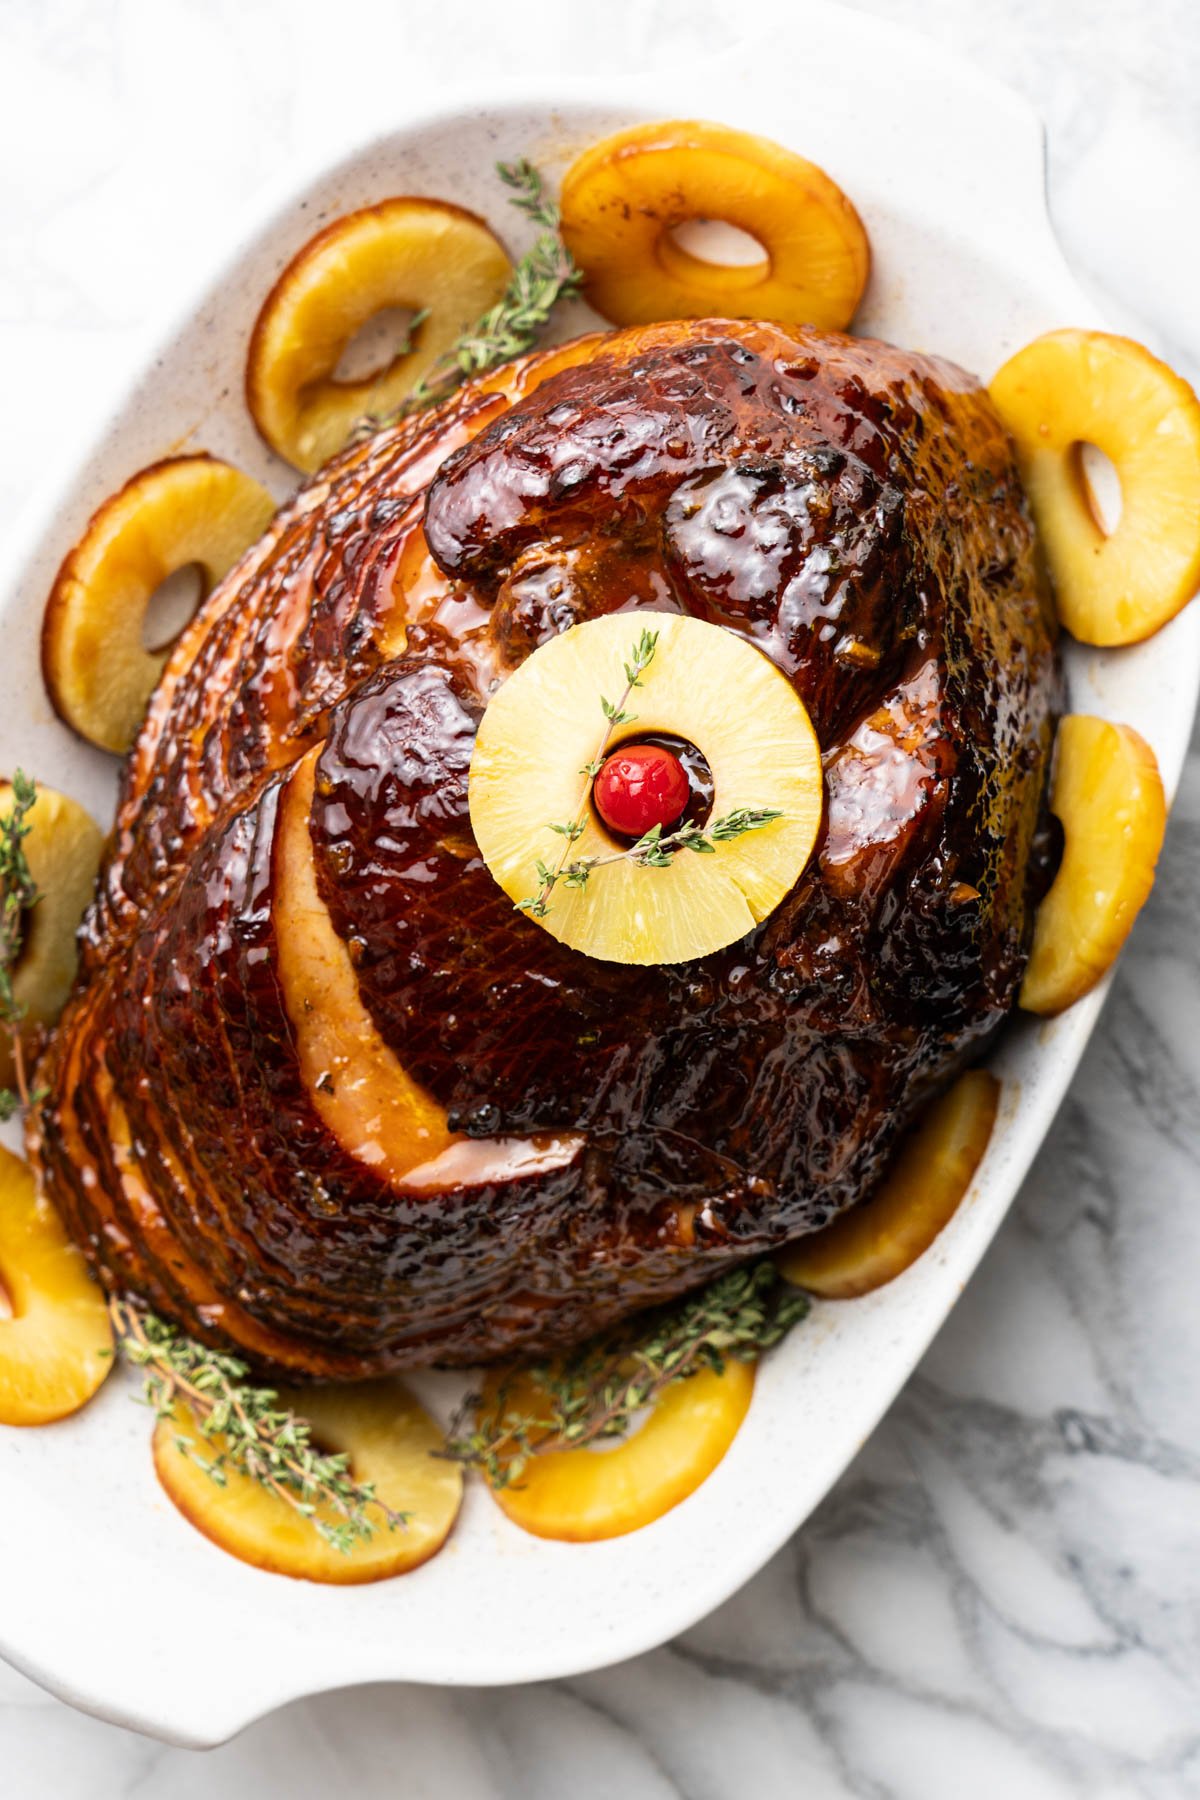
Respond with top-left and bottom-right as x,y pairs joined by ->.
142,562 -> 208,655
662,219 -> 770,278
332,305 -> 423,385
1070,440 -> 1123,536
594,732 -> 714,844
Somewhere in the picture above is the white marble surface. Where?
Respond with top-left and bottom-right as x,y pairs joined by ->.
2,0 -> 1199,1793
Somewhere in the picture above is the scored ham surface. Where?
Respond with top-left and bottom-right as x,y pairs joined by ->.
31,318 -> 1059,1376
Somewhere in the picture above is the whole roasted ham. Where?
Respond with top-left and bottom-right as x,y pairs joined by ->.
31,319 -> 1058,1377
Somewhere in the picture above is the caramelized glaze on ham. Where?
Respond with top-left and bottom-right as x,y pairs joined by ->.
30,319 -> 1058,1376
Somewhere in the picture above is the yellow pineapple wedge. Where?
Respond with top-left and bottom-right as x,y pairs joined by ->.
43,455 -> 276,754
778,1070 -> 1000,1299
0,781 -> 103,1091
0,1145 -> 113,1425
246,198 -> 512,472
989,330 -> 1200,645
481,1358 -> 754,1541
153,1379 -> 462,1583
1021,715 -> 1165,1015
469,612 -> 823,965
560,119 -> 870,332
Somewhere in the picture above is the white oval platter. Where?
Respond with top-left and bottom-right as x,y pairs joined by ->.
0,4 -> 1196,1747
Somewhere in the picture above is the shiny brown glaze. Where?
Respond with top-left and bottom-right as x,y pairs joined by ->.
31,319 -> 1059,1376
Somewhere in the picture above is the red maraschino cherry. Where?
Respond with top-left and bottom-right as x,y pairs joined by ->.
594,742 -> 691,839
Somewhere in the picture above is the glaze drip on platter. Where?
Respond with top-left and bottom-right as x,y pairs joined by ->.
29,318 -> 1059,1377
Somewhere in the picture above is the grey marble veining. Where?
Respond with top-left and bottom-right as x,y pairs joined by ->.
1,1 -> 1199,1793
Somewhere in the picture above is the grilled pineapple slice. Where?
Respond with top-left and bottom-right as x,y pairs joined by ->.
560,119 -> 869,331
482,1358 -> 754,1541
990,330 -> 1200,645
154,1379 -> 462,1583
0,781 -> 102,1090
1021,716 -> 1165,1015
779,1071 -> 1000,1299
43,455 -> 275,753
0,1146 -> 113,1425
246,198 -> 512,471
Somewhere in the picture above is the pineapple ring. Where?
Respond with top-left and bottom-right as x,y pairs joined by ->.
0,781 -> 103,1092
560,119 -> 869,331
43,455 -> 276,754
1021,716 -> 1165,1015
482,1358 -> 754,1541
470,612 -> 823,965
246,197 -> 512,472
778,1071 -> 1000,1299
989,330 -> 1200,645
0,1145 -> 113,1426
153,1379 -> 463,1583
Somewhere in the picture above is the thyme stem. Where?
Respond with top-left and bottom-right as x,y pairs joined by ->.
109,1297 -> 407,1553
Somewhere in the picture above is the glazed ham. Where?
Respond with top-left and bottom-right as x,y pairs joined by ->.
31,319 -> 1058,1376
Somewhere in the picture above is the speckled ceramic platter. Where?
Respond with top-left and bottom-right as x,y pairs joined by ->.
1,5 -> 1196,1747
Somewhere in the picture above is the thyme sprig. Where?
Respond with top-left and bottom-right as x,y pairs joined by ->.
110,1298 -> 406,1553
519,626 -> 660,919
444,1262 -> 809,1489
561,806 -> 785,891
0,770 -> 40,1121
359,157 -> 581,436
